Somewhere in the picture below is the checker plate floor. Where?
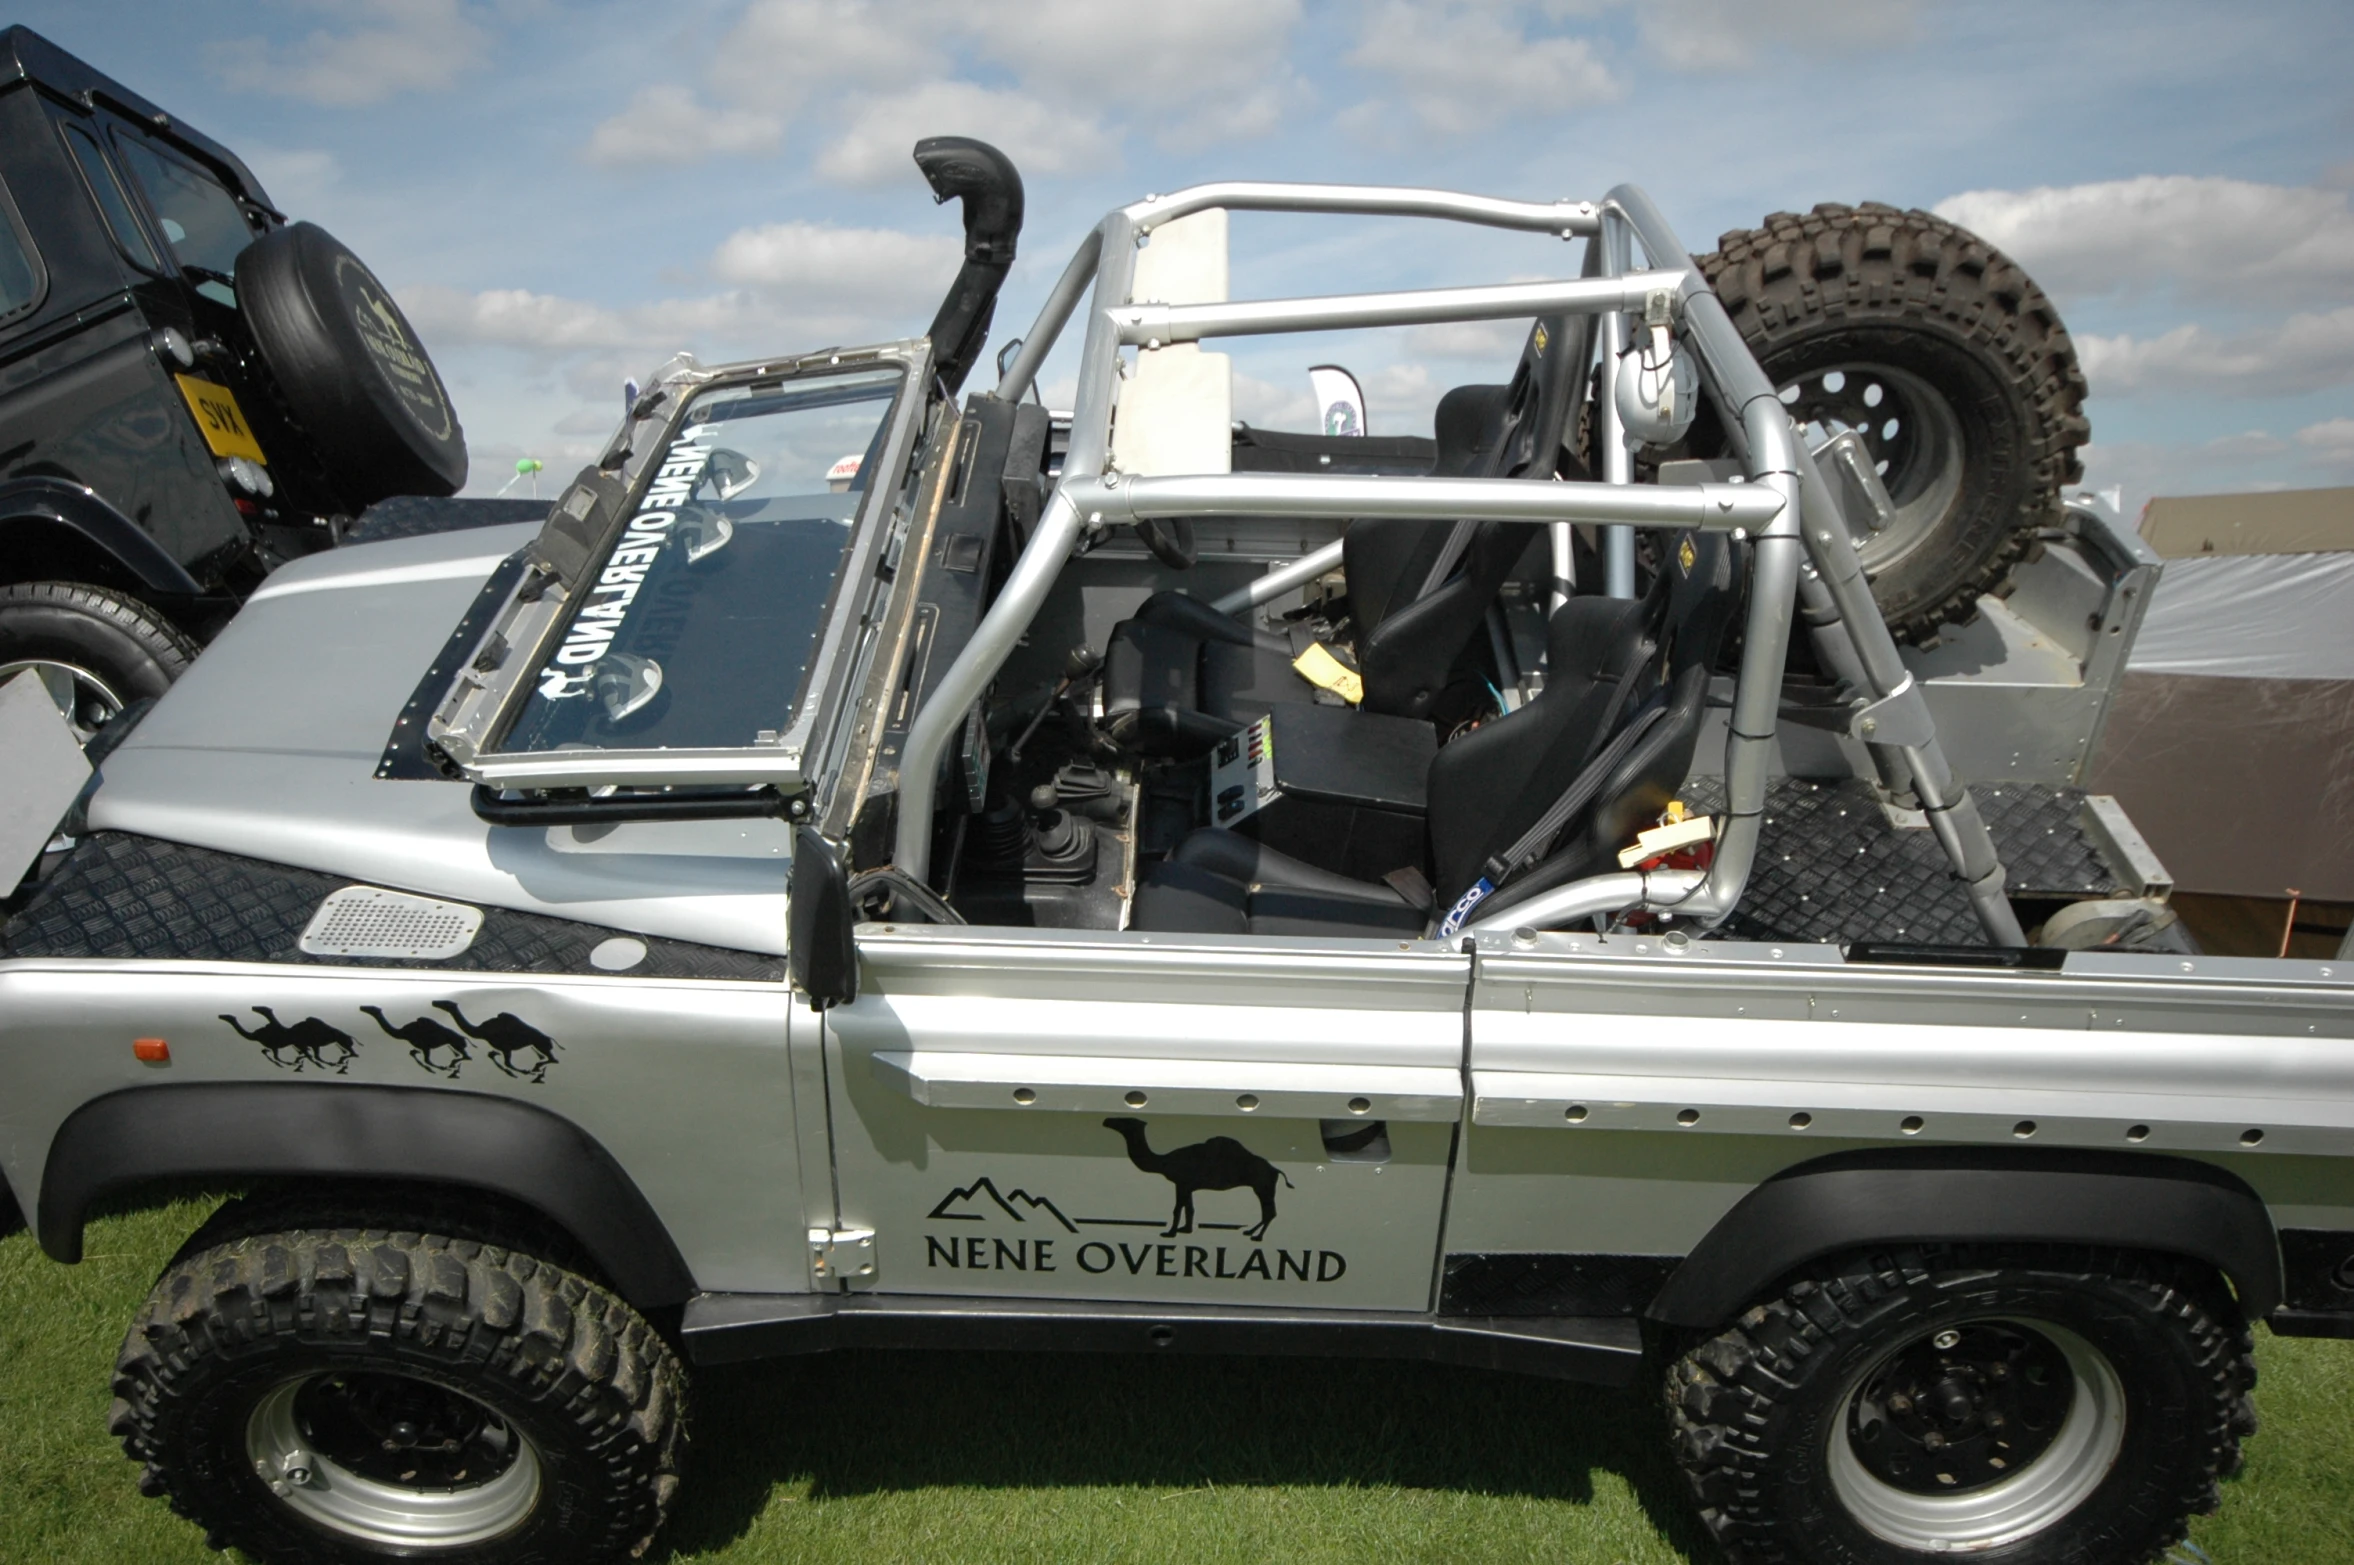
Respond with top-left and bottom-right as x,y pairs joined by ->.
1679,777 -> 2120,946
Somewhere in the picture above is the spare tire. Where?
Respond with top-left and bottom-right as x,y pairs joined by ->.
236,221 -> 467,506
1698,203 -> 2089,643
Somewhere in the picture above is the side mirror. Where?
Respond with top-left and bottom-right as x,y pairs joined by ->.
788,826 -> 859,1010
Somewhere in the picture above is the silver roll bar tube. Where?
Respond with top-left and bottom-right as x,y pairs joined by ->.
897,211 -> 1138,878
1209,538 -> 1347,616
902,177 -> 2020,947
1109,273 -> 1684,347
1126,182 -> 1601,237
1073,472 -> 1782,531
1604,183 -> 2025,947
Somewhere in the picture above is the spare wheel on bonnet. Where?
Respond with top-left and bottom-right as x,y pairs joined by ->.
235,221 -> 468,507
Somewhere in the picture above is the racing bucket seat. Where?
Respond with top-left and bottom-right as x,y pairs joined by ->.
1128,528 -> 1742,937
1102,314 -> 1585,758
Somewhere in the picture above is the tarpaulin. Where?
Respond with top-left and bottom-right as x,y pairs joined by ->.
2126,551 -> 2354,681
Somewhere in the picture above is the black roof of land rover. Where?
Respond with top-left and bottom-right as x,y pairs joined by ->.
0,24 -> 276,215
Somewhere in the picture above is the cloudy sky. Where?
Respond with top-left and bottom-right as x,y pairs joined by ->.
20,0 -> 2353,510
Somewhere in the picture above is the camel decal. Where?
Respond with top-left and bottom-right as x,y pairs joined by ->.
360,1006 -> 471,1079
431,1001 -> 560,1083
220,1007 -> 359,1075
1103,1117 -> 1293,1241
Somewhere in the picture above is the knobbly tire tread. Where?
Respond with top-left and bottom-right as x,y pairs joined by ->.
109,1196 -> 685,1564
0,580 -> 199,700
1696,203 -> 2090,644
1663,1245 -> 2255,1565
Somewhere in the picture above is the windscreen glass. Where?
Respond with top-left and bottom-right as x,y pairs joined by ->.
114,136 -> 253,297
497,367 -> 902,756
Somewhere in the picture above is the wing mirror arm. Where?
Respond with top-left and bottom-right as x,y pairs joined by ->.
789,827 -> 859,1010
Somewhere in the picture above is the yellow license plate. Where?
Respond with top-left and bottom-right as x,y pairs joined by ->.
175,374 -> 269,465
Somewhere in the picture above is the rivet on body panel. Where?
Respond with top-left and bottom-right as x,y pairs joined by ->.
1012,1088 -> 1036,1105
1124,1090 -> 1148,1107
1676,1109 -> 1700,1126
1789,1112 -> 1812,1130
1565,1104 -> 1589,1123
1900,1116 -> 1925,1135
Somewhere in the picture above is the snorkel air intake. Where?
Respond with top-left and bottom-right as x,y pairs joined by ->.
913,136 -> 1024,398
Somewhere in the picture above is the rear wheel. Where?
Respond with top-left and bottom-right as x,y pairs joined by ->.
1665,1246 -> 2256,1564
1698,204 -> 2089,643
110,1206 -> 684,1563
0,581 -> 197,743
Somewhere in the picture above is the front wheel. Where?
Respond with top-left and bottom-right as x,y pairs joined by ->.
110,1215 -> 684,1563
0,581 -> 197,742
1665,1246 -> 2256,1564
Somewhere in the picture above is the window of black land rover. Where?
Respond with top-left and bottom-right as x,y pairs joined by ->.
112,135 -> 253,302
0,183 -> 40,322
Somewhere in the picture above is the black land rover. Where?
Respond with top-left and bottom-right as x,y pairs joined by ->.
0,25 -> 475,737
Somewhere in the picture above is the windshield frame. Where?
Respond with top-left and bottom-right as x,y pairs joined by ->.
452,339 -> 934,795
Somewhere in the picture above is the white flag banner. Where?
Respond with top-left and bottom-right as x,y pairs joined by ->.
1309,364 -> 1366,437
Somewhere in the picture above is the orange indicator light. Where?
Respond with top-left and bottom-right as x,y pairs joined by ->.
133,1038 -> 170,1063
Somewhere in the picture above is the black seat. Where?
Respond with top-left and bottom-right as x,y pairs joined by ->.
1103,314 -> 1585,757
1130,529 -> 1742,938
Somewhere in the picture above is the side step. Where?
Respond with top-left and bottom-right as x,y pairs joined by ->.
682,1291 -> 1644,1387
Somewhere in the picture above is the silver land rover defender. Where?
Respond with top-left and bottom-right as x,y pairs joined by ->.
2,138 -> 2348,1565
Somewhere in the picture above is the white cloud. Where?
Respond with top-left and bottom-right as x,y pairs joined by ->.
1635,0 -> 1918,70
814,81 -> 1115,187
1933,177 -> 2354,308
1347,3 -> 1620,136
585,85 -> 784,169
1232,369 -> 1316,430
2297,417 -> 2354,467
959,0 -> 1305,146
2078,305 -> 2354,398
708,0 -> 936,103
242,147 -> 341,209
598,0 -> 1302,173
1406,318 -> 1531,361
709,222 -> 961,304
208,0 -> 491,106
2076,431 -> 2310,515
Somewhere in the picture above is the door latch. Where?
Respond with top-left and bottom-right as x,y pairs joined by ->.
809,1227 -> 877,1287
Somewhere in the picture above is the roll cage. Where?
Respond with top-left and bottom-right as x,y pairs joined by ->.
888,181 -> 2026,945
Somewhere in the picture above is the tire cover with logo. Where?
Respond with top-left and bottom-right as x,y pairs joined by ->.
235,222 -> 467,504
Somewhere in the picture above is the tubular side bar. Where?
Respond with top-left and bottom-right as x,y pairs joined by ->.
900,179 -> 2019,945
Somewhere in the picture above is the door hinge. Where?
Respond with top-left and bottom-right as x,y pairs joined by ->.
809,1227 -> 877,1287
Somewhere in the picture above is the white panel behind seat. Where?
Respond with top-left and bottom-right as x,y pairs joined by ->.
1112,209 -> 1232,478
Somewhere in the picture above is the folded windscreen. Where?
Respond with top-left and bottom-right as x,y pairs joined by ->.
494,366 -> 903,757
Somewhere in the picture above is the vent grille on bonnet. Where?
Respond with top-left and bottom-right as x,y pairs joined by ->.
298,886 -> 484,960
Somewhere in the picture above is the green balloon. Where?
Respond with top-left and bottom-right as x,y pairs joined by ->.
515,458 -> 544,475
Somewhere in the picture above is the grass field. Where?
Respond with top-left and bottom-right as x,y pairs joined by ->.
4,1191 -> 2350,1564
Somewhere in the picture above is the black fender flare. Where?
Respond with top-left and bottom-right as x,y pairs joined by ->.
37,1082 -> 696,1307
0,477 -> 204,596
1646,1146 -> 2283,1329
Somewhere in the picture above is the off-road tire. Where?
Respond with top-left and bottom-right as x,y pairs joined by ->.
109,1200 -> 685,1564
0,581 -> 197,738
1665,1245 -> 2256,1565
1698,204 -> 2089,643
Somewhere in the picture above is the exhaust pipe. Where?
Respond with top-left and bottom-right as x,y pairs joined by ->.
913,136 -> 1024,398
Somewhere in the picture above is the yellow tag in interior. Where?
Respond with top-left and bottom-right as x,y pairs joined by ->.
1291,643 -> 1364,705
